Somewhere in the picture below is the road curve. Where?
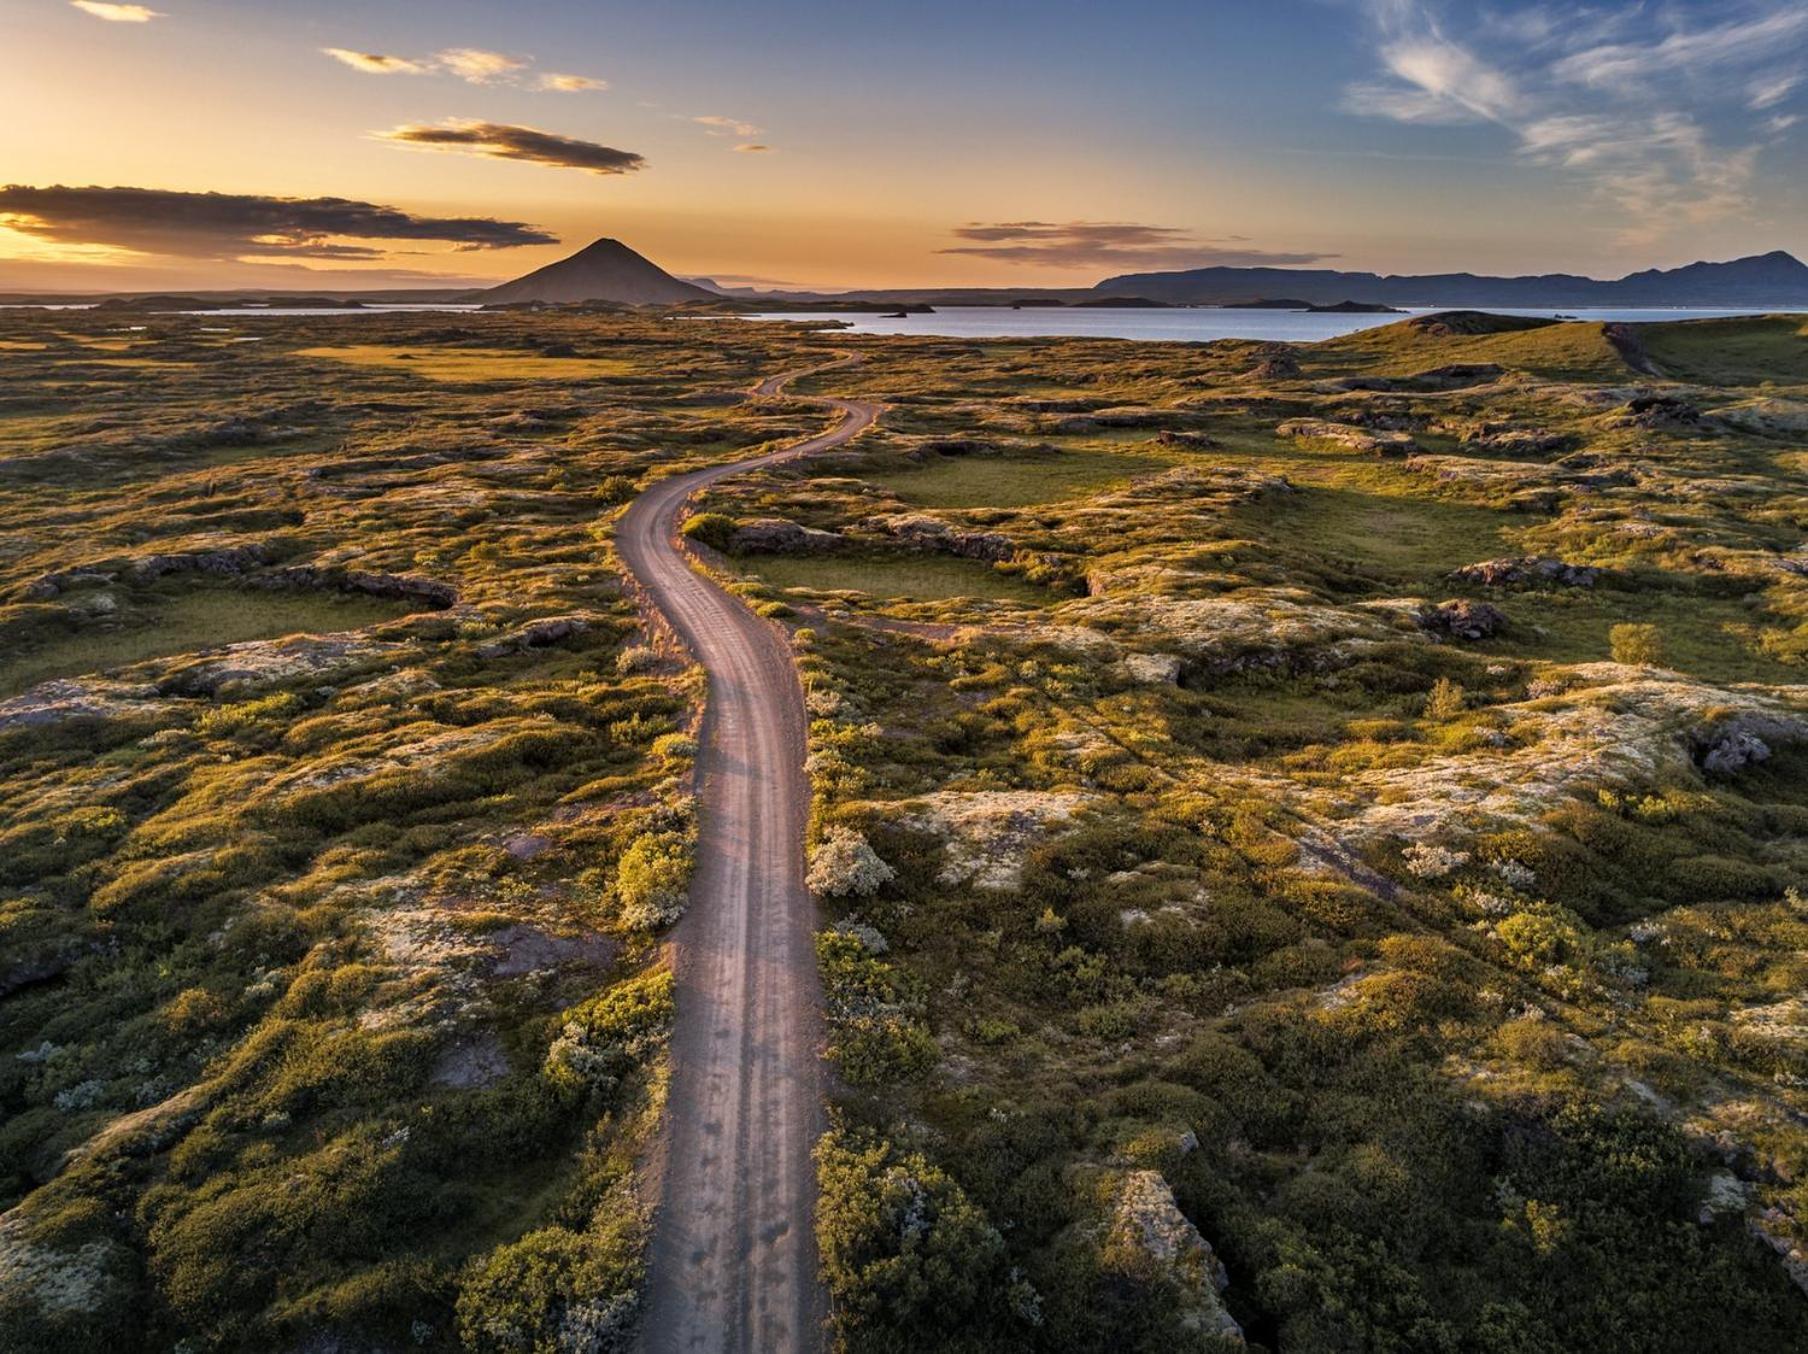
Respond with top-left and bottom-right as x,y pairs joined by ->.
619,362 -> 878,1354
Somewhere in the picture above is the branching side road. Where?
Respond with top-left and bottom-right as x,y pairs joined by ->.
616,363 -> 879,1354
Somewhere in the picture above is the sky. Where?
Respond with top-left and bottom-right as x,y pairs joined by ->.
1,0 -> 1804,292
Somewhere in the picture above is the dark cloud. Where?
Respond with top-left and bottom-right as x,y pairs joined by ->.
377,120 -> 646,175
0,185 -> 557,262
939,221 -> 1332,270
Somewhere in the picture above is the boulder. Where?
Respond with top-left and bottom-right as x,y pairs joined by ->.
1418,598 -> 1508,641
1103,1171 -> 1243,1343
1450,556 -> 1600,589
1692,715 -> 1796,775
1119,652 -> 1185,685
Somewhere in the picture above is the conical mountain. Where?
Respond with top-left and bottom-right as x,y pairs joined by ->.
485,238 -> 714,305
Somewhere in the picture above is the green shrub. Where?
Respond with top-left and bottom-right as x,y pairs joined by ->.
614,830 -> 693,931
814,1128 -> 1014,1349
1610,623 -> 1664,666
543,968 -> 675,1096
816,932 -> 936,1085
456,1219 -> 643,1354
680,512 -> 736,551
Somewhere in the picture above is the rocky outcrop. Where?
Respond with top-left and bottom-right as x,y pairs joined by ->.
157,634 -> 407,698
1407,362 -> 1506,389
473,615 -> 595,659
0,679 -> 173,733
1118,652 -> 1184,685
1054,407 -> 1207,434
1450,556 -> 1601,588
1463,428 -> 1576,456
1152,430 -> 1222,450
1418,598 -> 1508,641
727,518 -> 841,554
872,514 -> 1015,562
261,566 -> 457,610
1102,1171 -> 1243,1343
22,549 -> 455,612
872,790 -> 1095,892
1276,419 -> 1417,456
1612,393 -> 1701,430
24,544 -> 279,599
1692,713 -> 1806,776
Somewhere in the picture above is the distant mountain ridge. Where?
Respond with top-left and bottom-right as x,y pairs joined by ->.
1094,250 -> 1808,308
484,238 -> 714,306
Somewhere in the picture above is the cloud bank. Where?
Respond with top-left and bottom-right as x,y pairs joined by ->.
1343,1 -> 1806,243
939,222 -> 1331,270
376,121 -> 646,175
0,185 -> 557,262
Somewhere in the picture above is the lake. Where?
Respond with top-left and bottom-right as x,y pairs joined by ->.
745,305 -> 1795,342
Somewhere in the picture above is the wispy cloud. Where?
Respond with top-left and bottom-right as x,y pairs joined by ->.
1342,1 -> 1806,243
376,121 -> 646,175
693,115 -> 762,138
539,73 -> 608,92
1549,8 -> 1808,92
0,184 -> 556,263
322,49 -> 428,76
322,44 -> 603,91
1749,72 -> 1801,111
436,48 -> 527,84
70,1 -> 161,21
939,221 -> 1331,270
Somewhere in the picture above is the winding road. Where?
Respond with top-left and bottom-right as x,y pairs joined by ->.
618,361 -> 878,1354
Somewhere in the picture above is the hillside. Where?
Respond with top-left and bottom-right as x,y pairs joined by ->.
1098,249 -> 1808,308
484,238 -> 715,306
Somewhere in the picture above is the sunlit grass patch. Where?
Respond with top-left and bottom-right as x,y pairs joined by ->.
1494,586 -> 1798,685
1239,483 -> 1527,584
1638,315 -> 1808,386
1316,314 -> 1632,381
291,345 -> 630,382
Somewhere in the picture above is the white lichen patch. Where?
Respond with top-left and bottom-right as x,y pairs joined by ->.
880,790 -> 1096,892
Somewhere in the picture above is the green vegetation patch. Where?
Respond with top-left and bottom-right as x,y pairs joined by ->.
0,588 -> 416,698
859,446 -> 1169,508
292,345 -> 630,383
734,553 -> 1049,603
1639,315 -> 1808,386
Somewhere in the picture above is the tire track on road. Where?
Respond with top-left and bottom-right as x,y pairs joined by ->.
618,360 -> 877,1354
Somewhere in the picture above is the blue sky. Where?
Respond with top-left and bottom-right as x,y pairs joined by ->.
2,0 -> 1803,288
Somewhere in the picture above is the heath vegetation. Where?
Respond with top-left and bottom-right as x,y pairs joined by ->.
2,306 -> 1806,1350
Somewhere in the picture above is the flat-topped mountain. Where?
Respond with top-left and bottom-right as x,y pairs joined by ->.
484,238 -> 714,306
1096,250 -> 1808,308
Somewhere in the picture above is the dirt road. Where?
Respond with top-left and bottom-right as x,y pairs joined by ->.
618,363 -> 878,1353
